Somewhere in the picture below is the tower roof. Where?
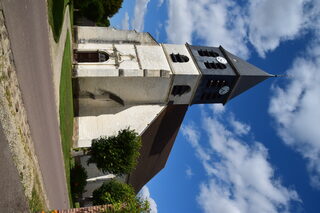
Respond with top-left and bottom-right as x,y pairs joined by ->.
220,46 -> 274,103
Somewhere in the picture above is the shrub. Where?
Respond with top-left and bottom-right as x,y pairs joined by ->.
70,164 -> 88,200
92,180 -> 150,213
87,128 -> 142,175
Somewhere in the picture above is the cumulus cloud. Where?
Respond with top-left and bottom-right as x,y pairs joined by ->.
269,40 -> 320,188
165,0 -> 318,58
166,0 -> 194,44
121,12 -> 130,30
182,109 -> 300,213
138,186 -> 158,213
166,0 -> 249,58
248,0 -> 305,57
132,0 -> 151,32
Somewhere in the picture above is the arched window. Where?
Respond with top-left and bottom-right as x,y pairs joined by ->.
170,53 -> 189,63
171,85 -> 191,96
74,51 -> 109,63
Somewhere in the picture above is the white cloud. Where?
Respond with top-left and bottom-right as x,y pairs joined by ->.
121,12 -> 130,30
229,113 -> 251,136
186,166 -> 194,178
166,0 -> 249,58
157,0 -> 164,8
269,40 -> 320,188
209,104 -> 225,116
248,0 -> 305,57
165,0 -> 194,44
183,109 -> 300,213
138,186 -> 158,213
181,123 -> 210,162
132,0 -> 151,32
165,0 -> 318,58
155,23 -> 163,41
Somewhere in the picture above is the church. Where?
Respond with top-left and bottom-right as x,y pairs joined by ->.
72,26 -> 273,194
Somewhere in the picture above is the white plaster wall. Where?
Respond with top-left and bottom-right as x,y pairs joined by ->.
116,44 -> 140,70
77,105 -> 165,147
76,26 -> 158,45
77,43 -> 114,51
77,76 -> 172,105
74,66 -> 119,77
136,45 -> 171,70
162,44 -> 201,105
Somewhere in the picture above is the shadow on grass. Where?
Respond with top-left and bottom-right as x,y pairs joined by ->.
47,0 -> 72,42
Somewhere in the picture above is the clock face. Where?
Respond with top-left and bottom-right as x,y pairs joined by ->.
216,56 -> 228,64
219,86 -> 230,95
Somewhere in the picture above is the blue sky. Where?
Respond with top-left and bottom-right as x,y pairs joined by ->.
111,1 -> 320,212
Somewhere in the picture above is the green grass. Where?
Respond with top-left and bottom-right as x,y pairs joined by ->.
29,184 -> 45,213
59,31 -> 74,207
47,0 -> 72,42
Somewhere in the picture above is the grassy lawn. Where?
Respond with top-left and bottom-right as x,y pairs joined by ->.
59,31 -> 74,207
47,0 -> 73,42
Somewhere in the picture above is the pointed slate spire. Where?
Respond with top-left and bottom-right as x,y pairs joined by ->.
220,46 -> 274,102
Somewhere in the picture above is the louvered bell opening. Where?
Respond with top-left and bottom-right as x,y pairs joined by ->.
209,51 -> 219,57
217,63 -> 226,69
170,53 -> 178,62
171,85 -> 191,96
198,49 -> 219,57
204,61 -> 211,69
211,63 -> 218,69
198,49 -> 205,56
204,62 -> 226,69
171,54 -> 189,63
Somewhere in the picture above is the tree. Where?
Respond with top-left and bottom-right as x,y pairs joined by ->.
100,0 -> 123,18
74,0 -> 123,26
88,128 -> 142,175
92,180 -> 150,213
70,164 -> 88,200
82,0 -> 104,23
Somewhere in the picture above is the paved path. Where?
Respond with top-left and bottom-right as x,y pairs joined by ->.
49,6 -> 72,113
2,0 -> 69,209
0,123 -> 29,212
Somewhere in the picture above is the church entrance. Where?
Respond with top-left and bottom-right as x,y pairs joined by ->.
74,51 -> 109,63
